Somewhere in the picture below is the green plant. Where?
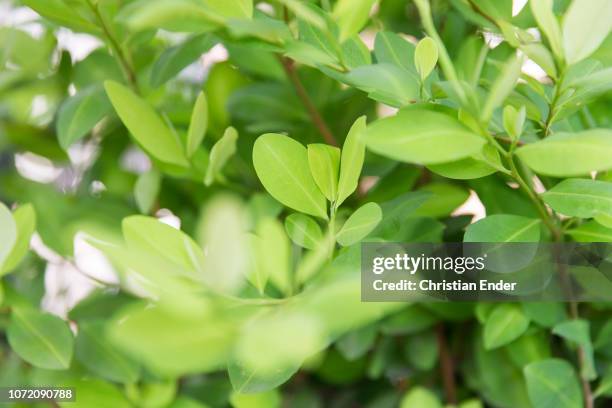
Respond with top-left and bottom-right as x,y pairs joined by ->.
1,0 -> 611,407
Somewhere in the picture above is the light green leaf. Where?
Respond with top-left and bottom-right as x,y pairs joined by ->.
374,31 -> 416,72
414,37 -> 438,80
307,143 -> 340,201
197,196 -> 249,294
118,0 -> 223,32
56,85 -> 112,150
529,0 -> 563,61
332,0 -> 377,42
104,81 -> 188,167
7,307 -> 74,370
428,145 -> 501,179
255,217 -> 291,295
76,321 -> 140,383
109,302 -> 236,376
567,221 -> 612,242
284,213 -> 323,250
228,359 -> 298,394
364,106 -> 486,165
516,129 -> 612,176
464,214 -> 541,242
1,203 -> 36,275
187,92 -> 209,158
542,178 -> 612,218
336,202 -> 382,246
151,35 -> 215,87
521,43 -> 557,79
134,170 -> 161,214
483,303 -> 530,349
253,133 -> 327,218
274,0 -> 326,29
205,0 -> 252,18
481,53 -> 523,122
205,127 -> 238,186
553,319 -> 596,380
521,302 -> 566,328
502,105 -> 526,141
59,378 -> 131,408
0,202 -> 17,271
524,359 -> 583,408
337,116 -> 367,207
400,386 -> 442,408
123,216 -> 204,274
345,64 -> 419,107
562,0 -> 612,64
21,0 -> 99,33
595,212 -> 612,228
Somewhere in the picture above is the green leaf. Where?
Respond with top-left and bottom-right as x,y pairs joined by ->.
364,106 -> 486,165
59,378 -> 131,408
400,386 -> 442,408
524,359 -> 583,408
345,64 -> 419,107
595,366 -> 612,397
118,0 -> 223,32
284,213 -> 323,250
0,202 -> 17,271
415,182 -> 469,218
502,105 -> 526,141
529,0 -> 563,61
307,144 -> 340,201
332,0 -> 377,42
542,179 -> 612,218
104,81 -> 188,167
108,302 -> 236,376
205,127 -> 238,186
253,133 -> 327,219
481,53 -> 523,122
228,359 -> 298,394
76,321 -> 140,383
567,221 -> 612,242
151,35 -> 215,88
21,0 -> 99,33
553,319 -> 596,380
1,203 -> 36,275
123,216 -> 204,274
464,214 -> 541,242
336,202 -> 382,246
428,145 -> 501,179
7,307 -> 74,370
205,0 -> 252,18
336,324 -> 378,361
595,211 -> 612,228
414,37 -> 438,80
134,170 -> 161,214
374,31 -> 416,72
404,329 -> 438,371
516,129 -> 612,176
337,116 -> 367,207
483,304 -> 530,350
521,303 -> 566,328
56,85 -> 112,150
187,91 -> 209,158
562,0 -> 612,64
254,217 -> 291,295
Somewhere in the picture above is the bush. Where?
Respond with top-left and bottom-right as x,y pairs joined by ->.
1,0 -> 611,407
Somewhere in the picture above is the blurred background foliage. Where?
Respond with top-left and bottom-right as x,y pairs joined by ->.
0,0 -> 611,407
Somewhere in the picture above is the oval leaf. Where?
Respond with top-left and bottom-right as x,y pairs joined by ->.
414,37 -> 438,80
336,202 -> 382,246
464,214 -> 541,242
253,133 -> 327,219
205,126 -> 238,186
104,80 -> 188,167
516,129 -> 612,176
484,304 -> 530,350
364,107 -> 486,165
307,143 -> 340,202
284,213 -> 323,250
7,307 -> 74,369
187,91 -> 209,158
1,203 -> 36,275
0,202 -> 17,271
542,179 -> 612,218
524,359 -> 583,408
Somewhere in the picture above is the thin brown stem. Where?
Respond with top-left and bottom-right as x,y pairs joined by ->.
278,56 -> 338,146
436,323 -> 457,405
86,0 -> 140,93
